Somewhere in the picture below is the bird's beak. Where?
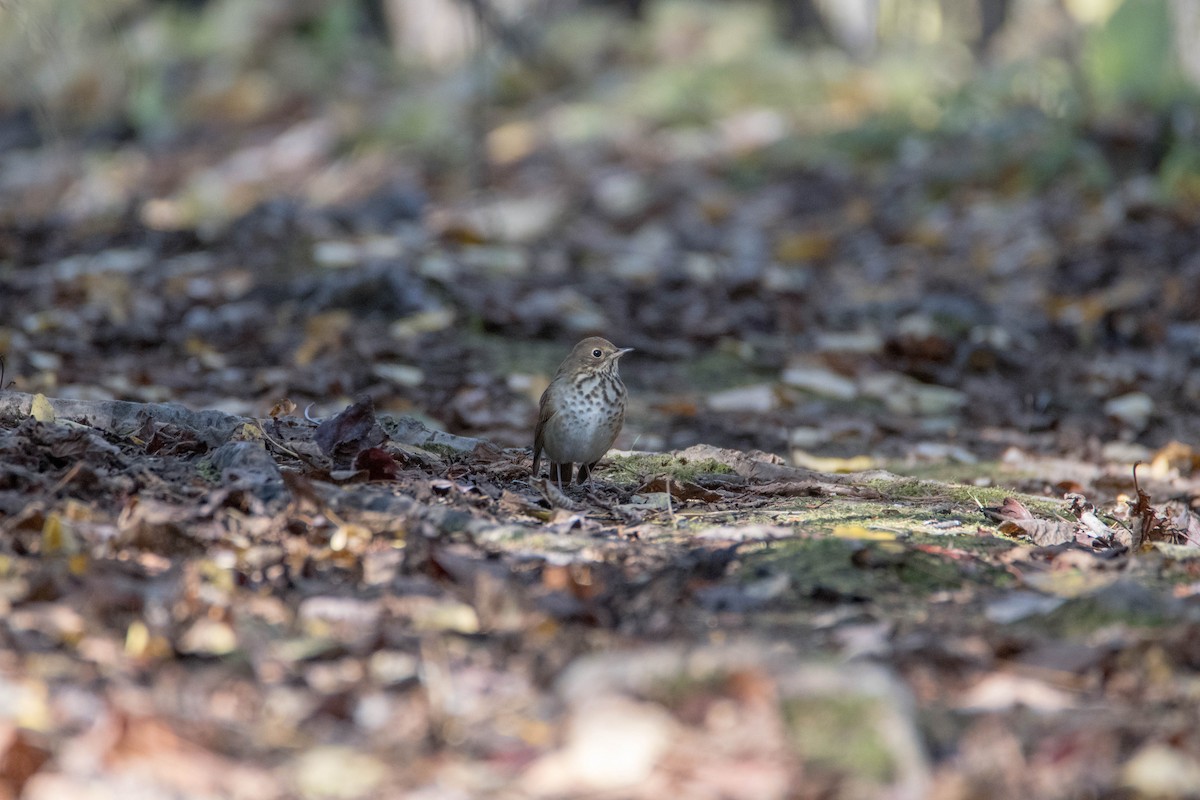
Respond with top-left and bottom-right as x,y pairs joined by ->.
616,347 -> 634,358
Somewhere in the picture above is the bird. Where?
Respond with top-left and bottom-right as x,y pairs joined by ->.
533,337 -> 632,488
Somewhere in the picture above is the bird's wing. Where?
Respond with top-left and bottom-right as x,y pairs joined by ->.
532,383 -> 558,473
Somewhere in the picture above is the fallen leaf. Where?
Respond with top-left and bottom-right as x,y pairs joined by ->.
981,496 -> 1035,522
314,397 -> 384,458
29,394 -> 54,422
999,518 -> 1078,546
791,451 -> 876,472
352,447 -> 401,481
832,524 -> 897,541
292,746 -> 386,799
958,672 -> 1077,712
177,618 -> 238,656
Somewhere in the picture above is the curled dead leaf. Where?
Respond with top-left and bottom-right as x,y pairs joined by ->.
980,497 -> 1035,523
999,518 -> 1078,546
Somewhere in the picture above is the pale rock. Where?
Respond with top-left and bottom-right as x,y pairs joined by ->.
860,372 -> 967,416
780,364 -> 857,400
1100,440 -> 1152,463
521,287 -> 607,333
694,524 -> 792,541
909,441 -> 977,464
707,384 -> 778,413
458,244 -> 529,276
312,240 -> 360,268
813,329 -> 884,354
613,223 -> 673,283
454,191 -> 567,243
594,171 -> 650,220
372,363 -> 424,387
1104,391 -> 1154,431
389,308 -> 455,338
292,746 -> 386,799
178,618 -> 238,656
683,252 -> 721,284
521,696 -> 675,795
958,672 -> 1077,712
788,426 -> 831,449
1121,745 -> 1200,796
762,264 -> 810,293
984,591 -> 1065,624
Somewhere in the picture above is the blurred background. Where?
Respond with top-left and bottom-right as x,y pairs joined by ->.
3,0 -> 1200,476
4,0 -> 1198,219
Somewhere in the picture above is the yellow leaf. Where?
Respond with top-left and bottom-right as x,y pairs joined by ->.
412,601 -> 479,634
178,618 -> 238,656
41,513 -> 64,554
1149,440 -> 1200,477
389,308 -> 455,339
792,452 -> 876,473
518,719 -> 554,747
330,523 -> 370,553
68,554 -> 89,576
487,120 -> 538,165
269,398 -> 297,418
774,231 -> 834,263
831,525 -> 896,541
30,393 -> 55,422
126,620 -> 150,658
329,526 -> 348,552
16,681 -> 51,732
231,422 -> 263,441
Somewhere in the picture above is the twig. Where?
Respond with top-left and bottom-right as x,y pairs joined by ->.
47,462 -> 84,495
253,420 -> 320,470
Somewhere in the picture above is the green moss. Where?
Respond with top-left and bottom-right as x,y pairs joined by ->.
731,498 -> 952,536
195,459 -> 221,483
603,453 -> 734,483
865,477 -> 949,499
741,536 -> 971,603
894,549 -> 968,591
1024,594 -> 1171,638
417,442 -> 461,459
865,475 -> 1063,517
885,459 -> 1027,486
907,532 -> 1018,558
783,695 -> 896,781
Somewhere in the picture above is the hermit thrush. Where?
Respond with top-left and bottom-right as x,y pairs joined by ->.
533,337 -> 632,487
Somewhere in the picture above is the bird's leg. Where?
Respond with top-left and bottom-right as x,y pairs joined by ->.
551,462 -> 568,492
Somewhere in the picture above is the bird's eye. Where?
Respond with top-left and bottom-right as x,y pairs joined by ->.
591,348 -> 602,358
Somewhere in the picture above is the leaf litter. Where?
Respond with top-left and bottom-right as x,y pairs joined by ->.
6,10 -> 1200,794
3,382 -> 1200,796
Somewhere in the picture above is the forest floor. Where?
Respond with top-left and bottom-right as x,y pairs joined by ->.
5,4 -> 1200,798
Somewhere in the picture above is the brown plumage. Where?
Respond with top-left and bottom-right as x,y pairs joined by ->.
532,337 -> 632,487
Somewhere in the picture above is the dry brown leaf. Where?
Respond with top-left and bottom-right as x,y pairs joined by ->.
999,518 -> 1078,546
